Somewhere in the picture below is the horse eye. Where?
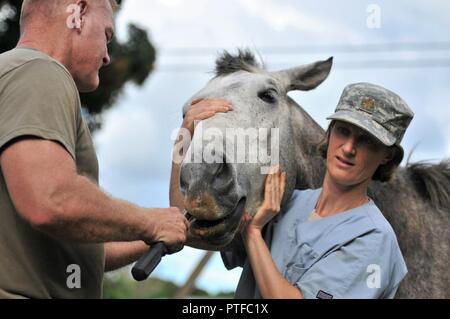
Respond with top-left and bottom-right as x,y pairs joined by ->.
258,89 -> 277,104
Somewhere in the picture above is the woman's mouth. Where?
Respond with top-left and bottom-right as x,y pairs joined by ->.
336,156 -> 355,168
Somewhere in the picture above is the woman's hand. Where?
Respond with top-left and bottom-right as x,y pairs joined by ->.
245,166 -> 286,236
170,98 -> 232,208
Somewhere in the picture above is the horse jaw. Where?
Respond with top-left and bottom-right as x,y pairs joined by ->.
187,197 -> 247,250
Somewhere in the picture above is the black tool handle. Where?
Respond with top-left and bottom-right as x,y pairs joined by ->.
131,242 -> 166,281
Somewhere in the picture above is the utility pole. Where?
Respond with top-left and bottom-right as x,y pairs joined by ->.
174,251 -> 215,299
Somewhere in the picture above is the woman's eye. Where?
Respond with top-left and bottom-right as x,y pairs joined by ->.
258,89 -> 277,104
336,126 -> 350,136
360,136 -> 378,148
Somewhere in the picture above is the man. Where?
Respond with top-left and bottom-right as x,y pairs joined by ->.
0,0 -> 198,298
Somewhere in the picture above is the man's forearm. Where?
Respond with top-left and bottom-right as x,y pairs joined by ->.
104,241 -> 149,271
41,174 -> 151,243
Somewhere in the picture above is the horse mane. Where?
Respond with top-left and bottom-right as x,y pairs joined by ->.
406,160 -> 450,211
215,49 -> 262,76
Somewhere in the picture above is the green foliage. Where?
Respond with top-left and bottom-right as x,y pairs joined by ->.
103,269 -> 234,299
0,0 -> 21,52
81,23 -> 156,116
0,0 -> 155,130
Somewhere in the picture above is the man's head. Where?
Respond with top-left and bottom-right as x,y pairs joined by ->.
318,82 -> 414,184
19,0 -> 118,92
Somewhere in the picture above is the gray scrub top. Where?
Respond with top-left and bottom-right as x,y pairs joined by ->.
221,188 -> 408,299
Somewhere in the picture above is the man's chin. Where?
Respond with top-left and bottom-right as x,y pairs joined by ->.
76,77 -> 100,93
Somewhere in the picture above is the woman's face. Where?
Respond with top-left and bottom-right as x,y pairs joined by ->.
326,121 -> 392,187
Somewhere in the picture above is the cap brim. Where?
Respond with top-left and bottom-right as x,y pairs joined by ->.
326,110 -> 396,146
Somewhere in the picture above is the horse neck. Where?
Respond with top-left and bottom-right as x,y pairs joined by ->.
288,98 -> 327,190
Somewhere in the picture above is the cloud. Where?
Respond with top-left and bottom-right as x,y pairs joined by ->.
116,0 -> 370,49
97,0 -> 450,295
94,88 -> 169,181
237,0 -> 365,43
116,0 -> 249,47
238,0 -> 327,32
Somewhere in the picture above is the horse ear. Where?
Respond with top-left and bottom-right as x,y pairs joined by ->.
276,57 -> 333,91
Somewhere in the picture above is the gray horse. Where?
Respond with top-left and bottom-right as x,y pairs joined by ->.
178,50 -> 450,298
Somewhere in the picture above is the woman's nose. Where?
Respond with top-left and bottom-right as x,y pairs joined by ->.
342,138 -> 356,156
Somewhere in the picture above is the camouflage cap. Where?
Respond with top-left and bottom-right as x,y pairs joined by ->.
327,82 -> 414,147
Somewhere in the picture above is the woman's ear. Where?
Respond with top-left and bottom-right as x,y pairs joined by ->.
381,147 -> 395,165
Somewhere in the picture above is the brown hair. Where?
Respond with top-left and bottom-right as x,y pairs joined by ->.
317,121 -> 404,182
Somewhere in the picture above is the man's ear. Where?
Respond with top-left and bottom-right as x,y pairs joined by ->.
67,1 -> 88,33
77,0 -> 88,31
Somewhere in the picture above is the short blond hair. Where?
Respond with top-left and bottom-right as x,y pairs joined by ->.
109,0 -> 119,11
20,0 -> 119,31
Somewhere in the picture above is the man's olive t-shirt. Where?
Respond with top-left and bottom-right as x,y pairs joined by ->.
0,48 -> 104,298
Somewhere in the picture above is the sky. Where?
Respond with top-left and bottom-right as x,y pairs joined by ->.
94,0 -> 450,294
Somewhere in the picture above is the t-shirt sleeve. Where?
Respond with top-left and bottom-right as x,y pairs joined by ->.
293,230 -> 407,299
0,59 -> 79,159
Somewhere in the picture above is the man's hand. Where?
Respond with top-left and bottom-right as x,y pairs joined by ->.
245,166 -> 286,236
144,207 -> 190,254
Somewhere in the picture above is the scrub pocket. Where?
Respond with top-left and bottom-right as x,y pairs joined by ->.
284,242 -> 319,283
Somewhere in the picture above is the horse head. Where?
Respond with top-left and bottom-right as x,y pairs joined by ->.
179,50 -> 332,250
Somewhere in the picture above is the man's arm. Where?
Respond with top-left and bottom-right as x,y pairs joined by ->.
104,241 -> 149,271
0,138 -> 188,251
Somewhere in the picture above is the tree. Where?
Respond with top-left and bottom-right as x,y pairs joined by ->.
0,0 -> 156,130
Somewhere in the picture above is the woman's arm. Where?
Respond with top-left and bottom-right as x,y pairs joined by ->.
103,99 -> 232,269
244,228 -> 303,298
169,99 -> 232,209
243,168 -> 304,299
169,161 -> 185,210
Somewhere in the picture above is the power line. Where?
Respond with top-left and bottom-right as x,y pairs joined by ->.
156,58 -> 450,73
161,41 -> 450,56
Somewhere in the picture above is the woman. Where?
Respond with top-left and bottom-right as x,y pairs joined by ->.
173,83 -> 414,299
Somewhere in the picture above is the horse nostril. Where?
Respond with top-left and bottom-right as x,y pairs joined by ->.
180,154 -> 235,197
212,153 -> 229,177
213,158 -> 234,194
180,165 -> 190,194
214,163 -> 230,179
